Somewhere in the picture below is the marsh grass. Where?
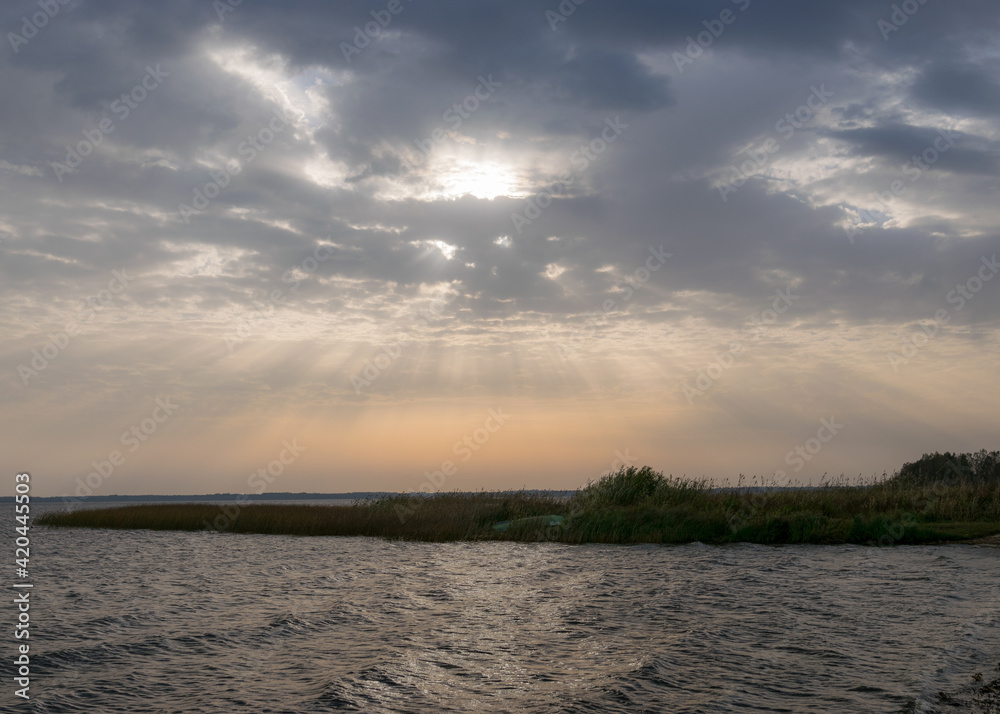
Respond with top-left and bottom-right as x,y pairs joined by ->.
38,492 -> 566,542
38,453 -> 1000,545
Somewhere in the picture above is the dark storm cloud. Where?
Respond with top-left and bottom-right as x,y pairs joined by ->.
828,124 -> 1000,176
910,61 -> 1000,116
1,0 -> 999,351
554,48 -> 672,111
4,0 -> 1000,495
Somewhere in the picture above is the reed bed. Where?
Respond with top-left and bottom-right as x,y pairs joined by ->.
39,492 -> 566,542
39,452 -> 1000,545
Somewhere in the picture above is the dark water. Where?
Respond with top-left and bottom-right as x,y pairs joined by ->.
10,503 -> 1000,712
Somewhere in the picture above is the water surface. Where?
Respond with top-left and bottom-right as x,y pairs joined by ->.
15,503 -> 1000,712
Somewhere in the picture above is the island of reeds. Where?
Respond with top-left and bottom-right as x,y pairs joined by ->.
39,451 -> 1000,545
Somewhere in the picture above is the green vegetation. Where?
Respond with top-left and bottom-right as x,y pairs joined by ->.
38,492 -> 565,541
38,452 -> 1000,545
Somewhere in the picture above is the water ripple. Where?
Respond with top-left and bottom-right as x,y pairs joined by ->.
14,505 -> 1000,712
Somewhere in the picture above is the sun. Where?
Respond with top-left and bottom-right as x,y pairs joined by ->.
436,160 -> 525,200
374,147 -> 528,201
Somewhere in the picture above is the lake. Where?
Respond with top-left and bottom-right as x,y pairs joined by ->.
14,502 -> 1000,712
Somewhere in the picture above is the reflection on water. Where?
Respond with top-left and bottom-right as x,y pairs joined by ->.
14,503 -> 1000,712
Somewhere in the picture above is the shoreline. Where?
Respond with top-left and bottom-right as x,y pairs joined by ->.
37,459 -> 1000,546
37,501 -> 1000,547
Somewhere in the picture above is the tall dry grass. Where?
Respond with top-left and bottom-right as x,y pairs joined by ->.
39,452 -> 1000,545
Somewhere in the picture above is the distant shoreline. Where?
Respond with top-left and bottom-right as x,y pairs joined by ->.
2,492 -> 391,503
3,490 -> 578,504
32,453 -> 1000,546
35,499 -> 1000,546
2,487 -> 827,503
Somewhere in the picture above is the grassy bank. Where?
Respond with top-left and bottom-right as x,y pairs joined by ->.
38,452 -> 1000,545
38,492 -> 565,541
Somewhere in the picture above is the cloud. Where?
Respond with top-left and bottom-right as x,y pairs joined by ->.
1,0 -> 999,492
829,123 -> 1000,175
911,60 -> 1000,116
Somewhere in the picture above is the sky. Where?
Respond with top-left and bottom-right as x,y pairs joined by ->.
2,0 -> 999,498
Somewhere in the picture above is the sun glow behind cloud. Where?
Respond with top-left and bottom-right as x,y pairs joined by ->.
432,160 -> 527,200
205,44 -> 339,128
410,239 -> 458,260
375,149 -> 529,201
3,1 -> 1000,498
